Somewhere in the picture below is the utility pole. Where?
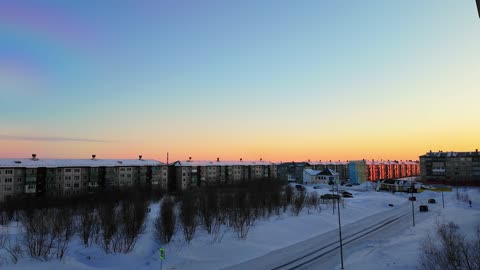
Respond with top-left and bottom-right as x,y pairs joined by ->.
410,183 -> 415,227
337,187 -> 344,269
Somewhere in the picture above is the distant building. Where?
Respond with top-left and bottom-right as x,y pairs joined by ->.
0,154 -> 167,201
420,150 -> 480,184
318,168 -> 340,185
303,169 -> 321,184
277,162 -> 311,184
170,159 -> 278,190
349,159 -> 420,184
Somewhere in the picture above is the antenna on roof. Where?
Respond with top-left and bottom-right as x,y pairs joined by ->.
32,154 -> 37,161
139,155 -> 143,160
92,154 -> 96,160
217,157 -> 220,162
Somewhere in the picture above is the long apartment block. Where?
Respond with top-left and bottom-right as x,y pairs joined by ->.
0,154 -> 168,201
171,158 -> 278,190
420,149 -> 480,184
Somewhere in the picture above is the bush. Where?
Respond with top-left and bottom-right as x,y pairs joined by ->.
419,222 -> 480,270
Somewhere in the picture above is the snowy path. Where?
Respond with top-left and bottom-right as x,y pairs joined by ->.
223,198 -> 439,270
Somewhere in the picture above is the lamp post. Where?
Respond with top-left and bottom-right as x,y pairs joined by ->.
410,183 -> 415,227
336,185 -> 344,269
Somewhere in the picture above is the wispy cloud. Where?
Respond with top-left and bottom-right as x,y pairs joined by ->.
0,135 -> 108,143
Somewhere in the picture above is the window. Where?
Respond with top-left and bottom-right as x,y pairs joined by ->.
65,176 -> 71,180
65,169 -> 71,173
74,169 -> 80,173
5,169 -> 13,175
57,169 -> 62,173
74,183 -> 79,188
127,168 -> 132,171
5,178 -> 13,183
74,176 -> 80,180
17,178 -> 22,182
65,183 -> 71,188
163,173 -> 167,177
127,174 -> 131,178
120,168 -> 125,172
120,174 -> 125,177
5,186 -> 12,191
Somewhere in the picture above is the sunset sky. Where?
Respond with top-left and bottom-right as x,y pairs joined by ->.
1,0 -> 479,163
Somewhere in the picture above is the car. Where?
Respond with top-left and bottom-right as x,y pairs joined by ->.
428,199 -> 436,204
342,193 -> 353,198
341,191 -> 352,196
345,184 -> 353,187
408,196 -> 416,201
295,185 -> 306,191
313,186 -> 321,189
388,204 -> 394,207
419,205 -> 429,212
320,194 -> 341,200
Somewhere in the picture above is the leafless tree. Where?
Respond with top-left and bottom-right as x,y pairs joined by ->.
291,190 -> 306,216
419,222 -> 480,270
179,190 -> 198,243
155,197 -> 176,244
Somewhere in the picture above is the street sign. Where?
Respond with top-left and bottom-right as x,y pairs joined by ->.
160,248 -> 165,260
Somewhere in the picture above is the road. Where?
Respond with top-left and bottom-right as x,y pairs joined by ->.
222,197 -> 439,270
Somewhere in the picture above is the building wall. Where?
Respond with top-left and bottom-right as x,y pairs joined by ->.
420,151 -> 480,184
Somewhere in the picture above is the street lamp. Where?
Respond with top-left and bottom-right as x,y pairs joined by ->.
336,185 -> 345,269
410,183 -> 415,227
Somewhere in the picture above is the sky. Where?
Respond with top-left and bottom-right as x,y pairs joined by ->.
0,0 -> 479,163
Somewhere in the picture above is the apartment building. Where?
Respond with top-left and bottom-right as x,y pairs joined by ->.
348,159 -> 420,184
0,155 -> 168,201
171,159 -> 278,190
420,150 -> 480,184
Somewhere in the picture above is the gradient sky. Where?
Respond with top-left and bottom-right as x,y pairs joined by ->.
1,0 -> 479,163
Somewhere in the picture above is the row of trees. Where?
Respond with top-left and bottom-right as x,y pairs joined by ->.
154,179 -> 338,244
0,187 -> 158,264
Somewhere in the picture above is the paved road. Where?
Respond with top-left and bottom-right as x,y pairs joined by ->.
223,197 -> 438,270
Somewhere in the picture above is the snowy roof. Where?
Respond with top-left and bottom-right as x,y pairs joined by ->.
318,168 -> 339,176
173,160 -> 274,167
0,158 -> 164,168
365,160 -> 419,165
421,150 -> 479,158
304,169 -> 321,176
307,161 -> 348,165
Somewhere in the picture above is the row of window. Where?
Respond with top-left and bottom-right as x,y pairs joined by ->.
0,170 -> 14,175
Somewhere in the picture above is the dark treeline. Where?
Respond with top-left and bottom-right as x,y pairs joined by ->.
1,179 -> 332,265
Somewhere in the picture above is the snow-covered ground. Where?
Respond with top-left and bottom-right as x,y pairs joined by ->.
1,184 -> 478,270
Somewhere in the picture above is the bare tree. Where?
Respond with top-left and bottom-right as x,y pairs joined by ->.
419,222 -> 480,270
291,190 -> 306,216
78,206 -> 97,247
155,197 -> 176,244
179,190 -> 198,243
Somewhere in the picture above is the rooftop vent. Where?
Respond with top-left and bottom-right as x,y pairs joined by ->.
476,149 -> 478,153
117,161 -> 123,164
261,158 -> 263,162
32,154 -> 37,161
217,157 -> 220,162
188,157 -> 192,162
139,155 -> 143,160
14,161 -> 21,164
92,154 -> 96,160
240,158 -> 243,162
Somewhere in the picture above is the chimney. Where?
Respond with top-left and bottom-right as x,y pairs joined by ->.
476,149 -> 478,153
32,154 -> 37,160
217,157 -> 220,162
188,157 -> 192,162
92,154 -> 96,160
240,158 -> 243,162
139,155 -> 142,160
307,159 -> 310,162
260,158 -> 263,161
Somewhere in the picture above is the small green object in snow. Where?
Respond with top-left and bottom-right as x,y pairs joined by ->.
160,248 -> 165,260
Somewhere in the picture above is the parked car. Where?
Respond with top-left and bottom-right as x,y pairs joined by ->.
419,205 -> 429,212
345,184 -> 353,187
295,185 -> 306,191
388,204 -> 394,207
342,193 -> 353,198
408,196 -> 416,201
428,199 -> 436,204
320,194 -> 341,200
313,186 -> 321,189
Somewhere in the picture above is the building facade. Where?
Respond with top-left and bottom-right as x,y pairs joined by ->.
0,155 -> 168,201
171,159 -> 278,190
349,159 -> 420,184
420,150 -> 480,184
